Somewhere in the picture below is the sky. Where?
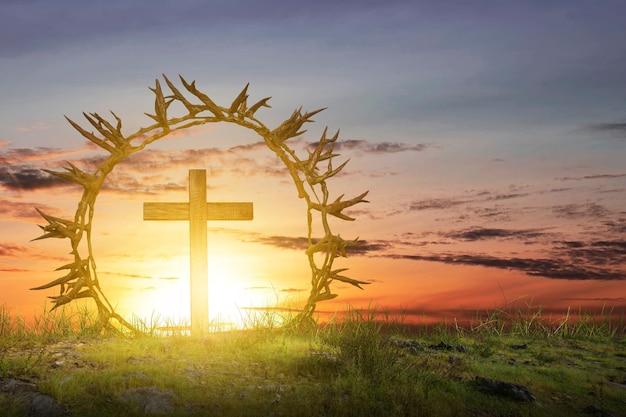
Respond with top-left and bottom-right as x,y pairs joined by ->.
1,0 -> 625,328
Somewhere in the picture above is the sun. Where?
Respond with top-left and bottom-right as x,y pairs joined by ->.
128,246 -> 278,331
96,206 -> 290,332
206,254 -> 259,329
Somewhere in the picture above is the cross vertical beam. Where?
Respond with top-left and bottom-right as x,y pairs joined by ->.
189,169 -> 208,336
143,169 -> 253,336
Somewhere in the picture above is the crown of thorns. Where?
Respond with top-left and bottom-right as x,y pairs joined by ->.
33,74 -> 369,332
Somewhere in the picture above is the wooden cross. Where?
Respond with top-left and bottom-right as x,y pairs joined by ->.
143,169 -> 253,335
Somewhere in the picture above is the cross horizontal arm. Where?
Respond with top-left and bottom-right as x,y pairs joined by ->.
143,202 -> 253,221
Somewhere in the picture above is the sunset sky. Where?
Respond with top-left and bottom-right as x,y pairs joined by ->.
1,0 -> 625,327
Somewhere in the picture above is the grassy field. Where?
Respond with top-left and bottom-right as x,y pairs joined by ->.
1,303 -> 625,417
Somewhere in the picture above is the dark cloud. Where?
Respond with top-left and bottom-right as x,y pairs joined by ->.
555,240 -> 626,267
250,235 -> 388,254
470,206 -> 511,221
115,145 -> 285,181
590,240 -> 626,249
590,123 -> 626,131
0,146 -> 90,190
119,148 -> 229,172
0,135 -> 287,193
0,140 -> 408,194
309,139 -> 435,155
0,243 -> 24,257
597,188 -> 626,194
337,207 -> 377,221
485,193 -> 529,201
603,219 -> 626,234
407,185 -> 613,218
447,227 -> 545,242
558,241 -> 585,248
0,166 -> 70,191
100,172 -> 187,195
229,141 -> 268,153
3,142 -> 285,195
392,253 -> 624,280
0,147 -> 83,165
586,122 -> 626,138
252,236 -> 309,251
347,240 -> 391,254
552,202 -> 609,219
409,197 -> 471,211
409,189 -> 527,212
0,200 -> 57,221
555,173 -> 626,181
382,235 -> 626,281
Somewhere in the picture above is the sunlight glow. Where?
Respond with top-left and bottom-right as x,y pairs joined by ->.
126,251 -> 280,331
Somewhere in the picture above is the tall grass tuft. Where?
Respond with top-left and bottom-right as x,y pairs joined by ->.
470,299 -> 624,339
0,303 -> 101,341
322,306 -> 403,381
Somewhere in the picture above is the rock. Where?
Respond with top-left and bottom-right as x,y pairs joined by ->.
583,404 -> 616,417
429,341 -> 467,353
28,393 -> 65,417
385,337 -> 423,354
429,341 -> 453,350
52,360 -> 65,368
1,378 -> 37,395
0,378 -> 65,417
511,343 -> 528,350
119,386 -> 180,415
474,376 -> 535,402
448,355 -> 462,366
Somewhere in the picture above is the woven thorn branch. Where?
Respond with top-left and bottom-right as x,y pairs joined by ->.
32,74 -> 370,333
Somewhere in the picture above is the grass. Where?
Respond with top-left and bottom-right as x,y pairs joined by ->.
1,302 -> 625,417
